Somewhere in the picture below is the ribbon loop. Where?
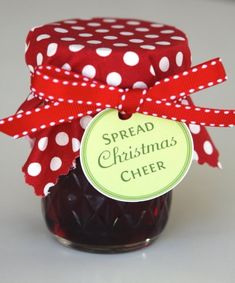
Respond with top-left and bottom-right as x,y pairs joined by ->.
31,65 -> 121,107
148,58 -> 227,102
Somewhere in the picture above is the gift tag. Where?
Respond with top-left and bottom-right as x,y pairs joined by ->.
80,109 -> 193,202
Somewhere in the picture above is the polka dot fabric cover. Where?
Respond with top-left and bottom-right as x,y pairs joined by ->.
22,17 -> 220,196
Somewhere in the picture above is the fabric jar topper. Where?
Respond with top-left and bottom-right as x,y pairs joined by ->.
0,17 -> 234,196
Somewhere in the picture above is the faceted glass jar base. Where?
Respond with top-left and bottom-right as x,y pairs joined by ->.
42,159 -> 172,253
54,234 -> 159,253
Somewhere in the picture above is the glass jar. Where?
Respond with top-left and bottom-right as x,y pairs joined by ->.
42,158 -> 172,253
0,15 -> 225,254
26,16 -> 191,253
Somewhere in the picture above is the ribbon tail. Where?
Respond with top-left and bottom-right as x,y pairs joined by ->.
151,102 -> 235,127
148,58 -> 227,102
0,95 -> 43,138
0,101 -> 99,139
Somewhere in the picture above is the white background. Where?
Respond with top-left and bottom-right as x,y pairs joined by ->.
0,0 -> 235,282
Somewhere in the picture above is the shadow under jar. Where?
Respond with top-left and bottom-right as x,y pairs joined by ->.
42,158 -> 172,253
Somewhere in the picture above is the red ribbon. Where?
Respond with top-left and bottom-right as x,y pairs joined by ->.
0,57 -> 234,139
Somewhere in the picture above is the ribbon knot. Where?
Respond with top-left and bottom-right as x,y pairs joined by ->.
117,88 -> 148,115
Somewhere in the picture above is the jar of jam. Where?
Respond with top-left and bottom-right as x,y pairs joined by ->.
34,17 -> 190,252
1,17 -> 225,253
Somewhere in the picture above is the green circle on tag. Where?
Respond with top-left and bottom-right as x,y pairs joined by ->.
80,109 -> 193,202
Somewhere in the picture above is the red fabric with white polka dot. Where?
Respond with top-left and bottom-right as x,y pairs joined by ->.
22,17 -> 220,196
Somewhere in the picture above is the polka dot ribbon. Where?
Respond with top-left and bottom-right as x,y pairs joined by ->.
0,57 -> 234,196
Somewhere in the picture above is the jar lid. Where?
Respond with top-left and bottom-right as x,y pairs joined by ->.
25,17 -> 191,88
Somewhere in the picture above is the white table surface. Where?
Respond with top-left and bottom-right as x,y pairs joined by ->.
0,0 -> 235,282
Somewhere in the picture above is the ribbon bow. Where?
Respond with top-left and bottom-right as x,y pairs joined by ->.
0,57 -> 235,196
0,57 -> 234,140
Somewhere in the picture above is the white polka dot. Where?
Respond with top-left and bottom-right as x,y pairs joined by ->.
159,56 -> 170,72
87,22 -> 101,27
79,33 -> 93,37
111,25 -> 125,29
104,36 -> 118,40
203,141 -> 213,155
145,34 -> 159,38
160,29 -> 174,34
62,63 -> 71,71
36,53 -> 43,65
82,65 -> 96,79
36,34 -> 50,41
127,21 -> 140,25
106,72 -> 122,86
133,81 -> 148,89
193,150 -> 199,161
38,137 -> 48,151
189,124 -> 201,134
155,41 -> 171,45
50,157 -> 62,171
60,37 -> 75,41
96,29 -> 109,33
55,132 -> 69,146
96,47 -> 112,57
43,183 -> 54,196
129,39 -> 144,43
54,27 -> 68,33
123,51 -> 139,66
150,65 -> 156,76
47,43 -> 58,57
136,27 -> 149,32
120,31 -> 134,36
71,26 -> 85,30
27,162 -> 41,177
171,36 -> 185,41
176,52 -> 184,67
87,40 -> 102,44
69,44 -> 84,52
140,45 -> 156,50
80,115 -> 93,129
113,43 -> 128,47
72,138 -> 81,152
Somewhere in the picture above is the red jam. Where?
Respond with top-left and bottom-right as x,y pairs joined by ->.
42,158 -> 172,252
